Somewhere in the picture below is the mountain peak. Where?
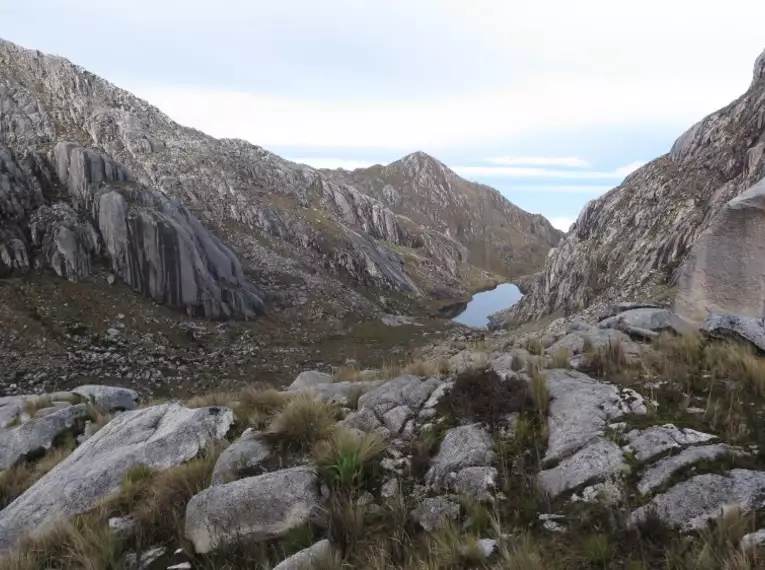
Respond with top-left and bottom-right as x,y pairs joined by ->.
754,47 -> 765,86
387,151 -> 451,176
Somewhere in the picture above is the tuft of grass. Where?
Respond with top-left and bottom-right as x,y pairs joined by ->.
314,427 -> 386,490
496,532 -> 546,570
236,387 -> 290,429
325,493 -> 369,555
581,533 -> 613,567
582,337 -> 628,378
530,372 -> 550,417
22,396 -> 53,417
267,394 -> 338,452
705,341 -> 765,397
525,336 -> 544,356
335,364 -> 364,382
550,346 -> 571,369
427,525 -> 487,568
186,392 -> 236,409
510,353 -> 525,371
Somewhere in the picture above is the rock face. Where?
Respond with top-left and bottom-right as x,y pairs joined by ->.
326,152 -> 563,279
184,466 -> 320,554
71,384 -> 138,411
0,38 -> 559,319
0,403 -> 233,552
496,46 -> 765,326
698,313 -> 765,352
674,179 -> 765,327
210,428 -> 270,485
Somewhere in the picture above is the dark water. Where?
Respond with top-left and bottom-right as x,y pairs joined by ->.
449,283 -> 523,328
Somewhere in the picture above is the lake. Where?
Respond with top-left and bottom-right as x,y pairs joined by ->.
450,283 -> 523,328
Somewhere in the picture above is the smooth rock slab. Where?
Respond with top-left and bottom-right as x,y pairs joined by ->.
426,424 -> 495,485
598,308 -> 672,332
72,384 -> 139,411
284,380 -> 381,407
448,466 -> 498,501
210,428 -> 270,485
0,404 -> 89,470
699,313 -> 765,353
630,469 -> 765,532
273,540 -> 332,570
538,439 -> 626,499
637,444 -> 738,495
624,424 -> 717,462
542,370 -> 646,466
185,466 -> 320,553
412,496 -> 460,531
740,529 -> 765,552
0,403 -> 233,553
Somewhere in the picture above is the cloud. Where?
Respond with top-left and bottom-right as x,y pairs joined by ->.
485,156 -> 590,167
288,157 -> 376,170
549,217 -> 576,232
451,162 -> 645,179
503,185 -> 613,194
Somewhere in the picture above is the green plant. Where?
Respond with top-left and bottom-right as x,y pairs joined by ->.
582,533 -> 613,567
550,346 -> 571,369
530,372 -> 550,416
314,427 -> 386,490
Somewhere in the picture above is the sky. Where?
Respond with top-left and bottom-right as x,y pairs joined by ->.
2,1 -> 764,231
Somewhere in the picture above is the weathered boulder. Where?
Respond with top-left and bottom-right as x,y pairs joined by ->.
412,496 -> 460,531
72,384 -> 139,411
0,396 -> 26,428
448,466 -> 498,501
273,540 -> 332,570
740,529 -> 765,552
630,469 -> 765,532
357,375 -> 441,415
0,404 -> 89,470
546,328 -> 642,368
623,424 -> 717,462
637,444 -> 739,495
698,313 -> 765,352
0,403 -> 233,552
210,428 -> 270,485
674,179 -> 765,328
426,424 -> 495,486
598,308 -> 672,340
284,380 -> 381,407
184,466 -> 320,554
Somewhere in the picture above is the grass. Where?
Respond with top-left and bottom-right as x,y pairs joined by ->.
530,371 -> 550,417
550,346 -> 571,369
267,394 -> 338,452
314,426 -> 386,490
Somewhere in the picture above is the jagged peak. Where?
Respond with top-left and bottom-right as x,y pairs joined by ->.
754,47 -> 765,86
388,151 -> 451,174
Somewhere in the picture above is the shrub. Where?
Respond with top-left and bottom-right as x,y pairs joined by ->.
267,395 -> 337,452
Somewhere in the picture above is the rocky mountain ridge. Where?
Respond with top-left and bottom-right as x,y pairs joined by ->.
492,46 -> 765,328
0,37 -> 559,329
323,151 -> 562,279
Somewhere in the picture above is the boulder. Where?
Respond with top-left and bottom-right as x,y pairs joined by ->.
426,424 -> 495,486
623,424 -> 717,462
740,529 -> 765,552
545,328 -> 642,368
72,384 -> 139,411
637,444 -> 739,495
0,403 -> 233,552
448,466 -> 498,501
538,440 -> 626,499
288,371 -> 335,391
0,396 -> 26,428
598,308 -> 672,335
357,375 -> 441,415
699,313 -> 765,352
0,404 -> 89,470
412,496 -> 460,532
184,466 -> 320,554
284,380 -> 381,407
596,303 -> 662,321
674,179 -> 765,328
630,469 -> 765,532
210,428 -> 270,485
273,540 -> 332,570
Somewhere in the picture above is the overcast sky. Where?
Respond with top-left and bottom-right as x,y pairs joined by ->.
3,0 -> 764,231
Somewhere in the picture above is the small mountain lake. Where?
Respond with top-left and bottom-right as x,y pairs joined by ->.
447,283 -> 523,328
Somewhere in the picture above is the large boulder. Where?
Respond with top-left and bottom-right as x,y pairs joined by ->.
674,179 -> 765,328
210,428 -> 270,485
538,439 -> 626,499
273,540 -> 332,570
184,466 -> 320,554
0,404 -> 89,470
699,313 -> 765,352
0,403 -> 233,552
426,424 -> 497,498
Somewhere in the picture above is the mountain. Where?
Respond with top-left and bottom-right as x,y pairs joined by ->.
491,46 -> 765,329
0,38 -> 560,329
322,151 -> 563,279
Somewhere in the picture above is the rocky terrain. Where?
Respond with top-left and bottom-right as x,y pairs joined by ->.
324,152 -> 562,279
492,47 -> 765,329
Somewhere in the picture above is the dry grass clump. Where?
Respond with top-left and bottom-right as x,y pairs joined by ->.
313,426 -> 386,490
524,336 -> 544,356
236,387 -> 290,429
549,346 -> 571,369
581,337 -> 628,378
530,372 -> 550,417
267,394 -> 338,452
0,440 -> 76,509
186,391 -> 237,409
705,340 -> 765,397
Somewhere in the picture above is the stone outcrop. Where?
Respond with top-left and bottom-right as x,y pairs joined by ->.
495,46 -> 765,326
210,428 -> 270,485
184,466 -> 320,554
0,403 -> 233,552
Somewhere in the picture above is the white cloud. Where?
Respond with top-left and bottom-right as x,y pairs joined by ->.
287,157 -> 376,170
503,185 -> 613,194
485,156 -> 590,168
550,217 -> 576,232
452,162 -> 645,179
